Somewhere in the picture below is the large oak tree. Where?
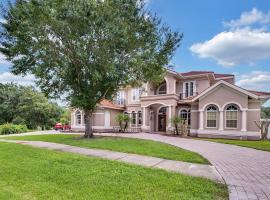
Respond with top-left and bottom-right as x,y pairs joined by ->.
0,0 -> 182,137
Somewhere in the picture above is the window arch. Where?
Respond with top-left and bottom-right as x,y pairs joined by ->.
206,105 -> 218,128
159,107 -> 167,114
179,109 -> 191,125
226,105 -> 238,128
75,110 -> 81,125
157,83 -> 167,95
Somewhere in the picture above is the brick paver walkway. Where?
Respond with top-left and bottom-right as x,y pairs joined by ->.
96,133 -> 270,200
0,138 -> 222,182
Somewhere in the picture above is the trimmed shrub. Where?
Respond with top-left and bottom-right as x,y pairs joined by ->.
0,124 -> 28,135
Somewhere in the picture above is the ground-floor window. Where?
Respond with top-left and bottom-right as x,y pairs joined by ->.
226,105 -> 238,128
179,109 -> 190,125
75,110 -> 81,125
138,111 -> 142,125
206,106 -> 217,128
132,111 -> 136,125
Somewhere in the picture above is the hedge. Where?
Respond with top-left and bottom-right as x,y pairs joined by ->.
0,124 -> 28,135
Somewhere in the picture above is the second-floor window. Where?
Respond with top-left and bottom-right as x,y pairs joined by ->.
132,88 -> 142,101
116,91 -> 125,105
184,81 -> 196,97
157,83 -> 167,95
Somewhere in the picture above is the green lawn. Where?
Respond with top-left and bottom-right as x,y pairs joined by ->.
0,142 -> 228,200
199,138 -> 270,152
5,134 -> 209,164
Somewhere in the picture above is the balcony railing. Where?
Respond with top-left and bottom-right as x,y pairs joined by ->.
179,92 -> 199,100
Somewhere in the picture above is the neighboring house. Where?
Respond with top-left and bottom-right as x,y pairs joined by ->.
71,70 -> 270,139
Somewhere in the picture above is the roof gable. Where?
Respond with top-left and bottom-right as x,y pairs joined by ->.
192,80 -> 258,102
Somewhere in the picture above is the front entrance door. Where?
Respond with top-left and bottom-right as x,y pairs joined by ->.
158,114 -> 166,132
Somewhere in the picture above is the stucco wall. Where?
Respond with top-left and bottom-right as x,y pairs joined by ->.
199,85 -> 248,110
247,110 -> 260,132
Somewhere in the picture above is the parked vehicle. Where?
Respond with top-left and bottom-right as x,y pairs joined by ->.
54,123 -> 71,131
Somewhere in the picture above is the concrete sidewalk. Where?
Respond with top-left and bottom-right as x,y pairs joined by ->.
0,138 -> 223,183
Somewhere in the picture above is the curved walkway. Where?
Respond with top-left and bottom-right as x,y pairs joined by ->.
96,133 -> 270,200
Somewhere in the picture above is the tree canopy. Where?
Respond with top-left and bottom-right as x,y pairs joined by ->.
0,83 -> 63,129
0,0 -> 182,137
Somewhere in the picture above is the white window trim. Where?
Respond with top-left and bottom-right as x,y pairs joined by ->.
206,109 -> 218,129
116,90 -> 125,105
131,88 -> 141,102
183,81 -> 196,98
225,107 -> 238,129
157,83 -> 167,95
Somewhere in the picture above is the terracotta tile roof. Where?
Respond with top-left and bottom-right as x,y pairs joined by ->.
99,99 -> 124,110
180,71 -> 214,76
214,73 -> 234,78
247,90 -> 270,96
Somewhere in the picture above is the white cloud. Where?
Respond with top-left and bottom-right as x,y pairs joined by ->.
224,8 -> 270,29
190,8 -> 270,67
0,53 -> 10,65
236,70 -> 270,106
0,18 -> 7,24
190,29 -> 270,67
236,70 -> 270,90
0,72 -> 36,86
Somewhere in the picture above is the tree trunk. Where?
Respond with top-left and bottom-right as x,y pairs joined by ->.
254,121 -> 270,140
84,110 -> 93,138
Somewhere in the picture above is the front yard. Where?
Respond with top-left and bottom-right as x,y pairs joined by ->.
199,138 -> 270,152
5,134 -> 209,164
0,142 -> 228,200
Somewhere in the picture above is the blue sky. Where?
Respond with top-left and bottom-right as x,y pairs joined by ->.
1,0 -> 270,105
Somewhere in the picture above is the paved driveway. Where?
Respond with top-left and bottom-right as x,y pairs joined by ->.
97,133 -> 270,200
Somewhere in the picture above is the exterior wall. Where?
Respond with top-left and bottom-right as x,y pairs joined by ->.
196,78 -> 210,94
190,104 -> 199,130
199,85 -> 248,110
247,110 -> 260,132
197,85 -> 249,134
71,108 -> 122,132
165,74 -> 177,94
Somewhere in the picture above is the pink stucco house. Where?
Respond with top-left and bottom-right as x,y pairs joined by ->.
71,70 -> 270,140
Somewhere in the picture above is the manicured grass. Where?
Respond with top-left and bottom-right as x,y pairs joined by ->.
5,134 -> 209,164
0,142 -> 228,200
199,138 -> 270,152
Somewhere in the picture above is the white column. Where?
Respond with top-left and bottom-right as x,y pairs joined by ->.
129,113 -> 132,128
219,111 -> 224,131
168,106 -> 172,128
199,111 -> 204,130
142,107 -> 146,127
241,110 -> 247,132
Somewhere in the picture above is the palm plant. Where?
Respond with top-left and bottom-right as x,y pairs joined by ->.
115,114 -> 131,132
170,116 -> 182,135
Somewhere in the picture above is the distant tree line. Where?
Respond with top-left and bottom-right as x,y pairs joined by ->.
0,83 -> 67,130
261,107 -> 270,119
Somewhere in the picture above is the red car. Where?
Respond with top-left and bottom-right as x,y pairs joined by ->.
54,123 -> 71,131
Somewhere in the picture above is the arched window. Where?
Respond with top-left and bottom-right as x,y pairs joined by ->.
138,111 -> 142,125
75,110 -> 81,125
226,105 -> 238,128
159,107 -> 167,114
132,111 -> 136,125
206,106 -> 217,128
157,83 -> 167,95
179,109 -> 191,125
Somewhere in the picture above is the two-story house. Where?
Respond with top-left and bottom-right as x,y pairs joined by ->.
71,70 -> 270,140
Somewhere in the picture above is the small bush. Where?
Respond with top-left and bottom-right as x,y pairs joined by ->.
0,124 -> 28,135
